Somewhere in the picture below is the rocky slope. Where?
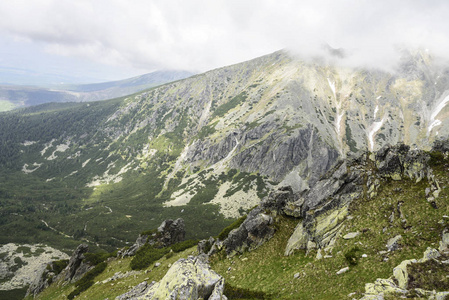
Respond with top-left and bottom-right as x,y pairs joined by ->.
29,139 -> 449,299
2,49 -> 449,297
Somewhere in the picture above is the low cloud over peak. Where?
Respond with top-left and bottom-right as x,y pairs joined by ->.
0,0 -> 448,82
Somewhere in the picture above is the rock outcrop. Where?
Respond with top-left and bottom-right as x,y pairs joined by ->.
63,244 -> 92,283
285,143 -> 440,256
223,206 -> 275,257
285,160 -> 365,255
220,186 -> 299,256
116,255 -> 227,300
120,218 -> 186,257
156,218 -> 186,247
361,246 -> 449,299
26,259 -> 69,298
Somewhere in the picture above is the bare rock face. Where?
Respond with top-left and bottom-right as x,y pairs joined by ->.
284,142 -> 441,257
63,244 -> 92,283
120,218 -> 186,257
116,255 -> 227,300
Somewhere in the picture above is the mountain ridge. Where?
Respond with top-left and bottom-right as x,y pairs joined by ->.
1,49 -> 449,298
0,70 -> 194,111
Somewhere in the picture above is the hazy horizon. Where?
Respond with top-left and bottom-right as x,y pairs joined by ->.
1,1 -> 449,85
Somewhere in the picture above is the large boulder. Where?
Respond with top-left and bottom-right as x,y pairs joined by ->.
116,255 -> 227,300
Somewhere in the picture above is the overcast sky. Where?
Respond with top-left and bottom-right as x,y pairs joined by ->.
0,0 -> 448,85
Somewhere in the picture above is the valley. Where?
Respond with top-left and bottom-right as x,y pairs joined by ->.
1,49 -> 449,298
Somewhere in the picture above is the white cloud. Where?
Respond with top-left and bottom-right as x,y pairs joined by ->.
0,0 -> 449,79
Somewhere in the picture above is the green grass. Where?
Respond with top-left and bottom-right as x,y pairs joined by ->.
212,92 -> 248,118
34,245 -> 198,300
210,157 -> 449,299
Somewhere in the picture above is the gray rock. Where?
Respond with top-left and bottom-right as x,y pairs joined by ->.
157,218 -> 186,247
261,186 -> 301,217
120,255 -> 227,300
115,281 -> 155,300
63,244 -> 93,283
198,237 -> 216,255
223,207 -> 274,256
386,235 -> 402,252
285,159 -> 365,256
120,235 -> 149,257
343,232 -> 360,240
439,228 -> 449,252
336,267 -> 349,275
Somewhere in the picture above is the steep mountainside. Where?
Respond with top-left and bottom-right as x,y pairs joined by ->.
27,140 -> 449,300
0,70 -> 193,111
1,49 -> 449,255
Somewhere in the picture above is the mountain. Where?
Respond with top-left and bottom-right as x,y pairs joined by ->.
1,49 -> 449,297
21,140 -> 449,299
0,70 -> 194,111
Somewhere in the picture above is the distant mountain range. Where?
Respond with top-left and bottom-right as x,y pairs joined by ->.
0,70 -> 194,111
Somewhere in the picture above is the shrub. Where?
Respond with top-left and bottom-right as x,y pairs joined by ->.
51,259 -> 68,274
344,246 -> 361,266
84,251 -> 115,266
224,282 -> 267,299
67,262 -> 107,299
217,215 -> 247,241
130,244 -> 169,270
170,239 -> 199,253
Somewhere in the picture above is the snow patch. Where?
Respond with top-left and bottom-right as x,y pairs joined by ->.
428,93 -> 449,134
374,105 -> 379,120
327,78 -> 336,98
335,111 -> 344,135
368,116 -> 386,151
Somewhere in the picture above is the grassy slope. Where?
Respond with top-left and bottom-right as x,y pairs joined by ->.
211,156 -> 449,299
33,246 -> 198,300
22,154 -> 449,300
